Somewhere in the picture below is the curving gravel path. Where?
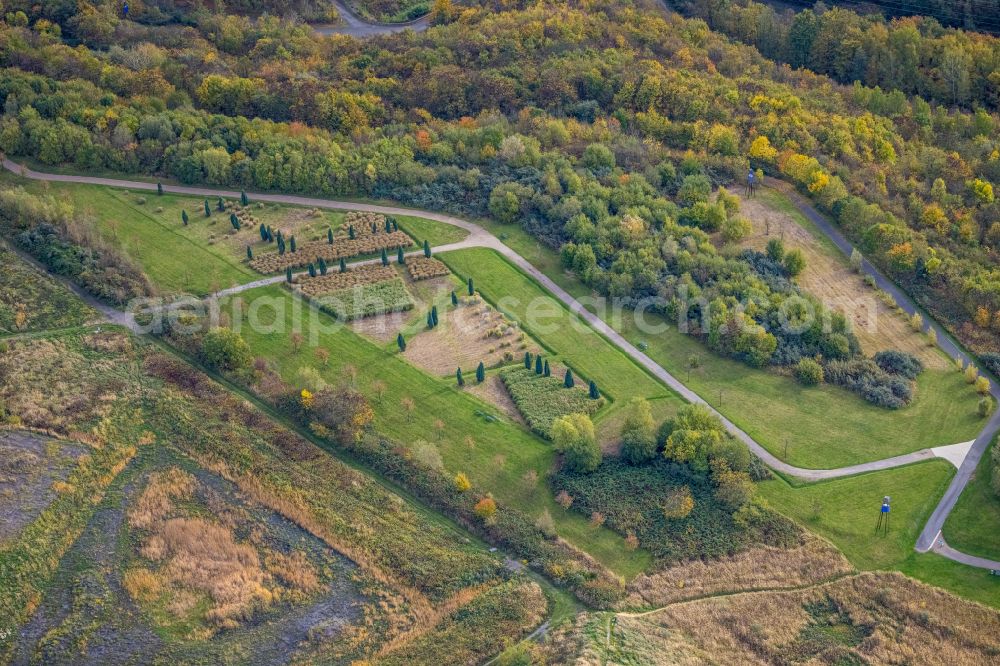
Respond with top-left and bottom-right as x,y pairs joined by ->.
5,158 -> 999,568
312,0 -> 429,37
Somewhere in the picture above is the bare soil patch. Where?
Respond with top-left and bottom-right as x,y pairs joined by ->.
465,375 -> 526,424
404,301 -> 540,376
736,195 -> 946,369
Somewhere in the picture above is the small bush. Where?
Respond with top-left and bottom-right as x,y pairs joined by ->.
794,358 -> 824,386
979,397 -> 993,418
874,350 -> 924,379
824,358 -> 913,409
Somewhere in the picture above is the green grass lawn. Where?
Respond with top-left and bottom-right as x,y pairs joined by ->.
219,284 -> 652,579
618,313 -> 983,468
755,461 -> 1000,609
943,436 -> 1000,560
759,462 -> 954,570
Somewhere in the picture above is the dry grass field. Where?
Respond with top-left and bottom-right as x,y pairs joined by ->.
404,297 -> 540,376
623,534 -> 853,609
734,193 -> 947,369
538,572 -> 1000,665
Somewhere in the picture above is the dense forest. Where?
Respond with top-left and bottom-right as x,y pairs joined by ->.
0,0 -> 998,364
677,0 -> 1000,110
707,0 -> 1000,36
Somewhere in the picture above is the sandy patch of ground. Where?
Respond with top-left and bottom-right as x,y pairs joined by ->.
736,195 -> 946,369
465,375 -> 526,424
404,301 -> 541,377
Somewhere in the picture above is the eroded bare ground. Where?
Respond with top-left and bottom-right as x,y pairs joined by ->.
0,431 -> 86,544
12,443 -> 365,666
736,195 -> 947,369
465,374 -> 526,425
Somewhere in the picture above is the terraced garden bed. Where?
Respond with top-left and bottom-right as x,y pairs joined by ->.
295,264 -> 398,296
406,257 -> 450,281
249,231 -> 412,273
312,278 -> 415,321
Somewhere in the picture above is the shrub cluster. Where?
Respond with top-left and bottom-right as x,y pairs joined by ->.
499,366 -> 599,438
824,357 -> 916,409
873,350 -> 924,380
553,459 -> 799,563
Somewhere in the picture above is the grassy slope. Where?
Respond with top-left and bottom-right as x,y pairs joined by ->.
0,244 -> 96,333
220,284 -> 652,579
943,436 -> 1000,560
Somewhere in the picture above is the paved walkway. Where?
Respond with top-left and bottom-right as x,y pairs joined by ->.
5,158 -> 999,569
312,0 -> 429,36
763,178 -> 1000,559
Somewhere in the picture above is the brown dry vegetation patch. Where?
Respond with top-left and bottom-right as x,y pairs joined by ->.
0,334 -> 131,433
736,195 -> 946,369
126,467 -> 302,632
623,534 -> 852,609
403,301 -> 540,376
614,572 -> 1000,665
249,231 -> 412,273
341,211 -> 387,236
295,264 -> 398,296
465,375 -> 526,424
406,257 -> 450,281
350,309 -> 412,342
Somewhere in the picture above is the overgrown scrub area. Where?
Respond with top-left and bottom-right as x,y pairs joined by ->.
553,458 -> 798,563
500,366 -> 601,438
0,244 -> 95,332
0,327 -> 549,663
0,186 -> 153,305
349,0 -> 429,23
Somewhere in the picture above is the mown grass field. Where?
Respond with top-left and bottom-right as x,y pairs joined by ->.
943,436 -> 1000,561
219,284 -> 652,579
758,461 -> 1000,609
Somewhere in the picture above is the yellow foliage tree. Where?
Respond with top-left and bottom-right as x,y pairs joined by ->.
748,135 -> 777,163
454,472 -> 471,492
